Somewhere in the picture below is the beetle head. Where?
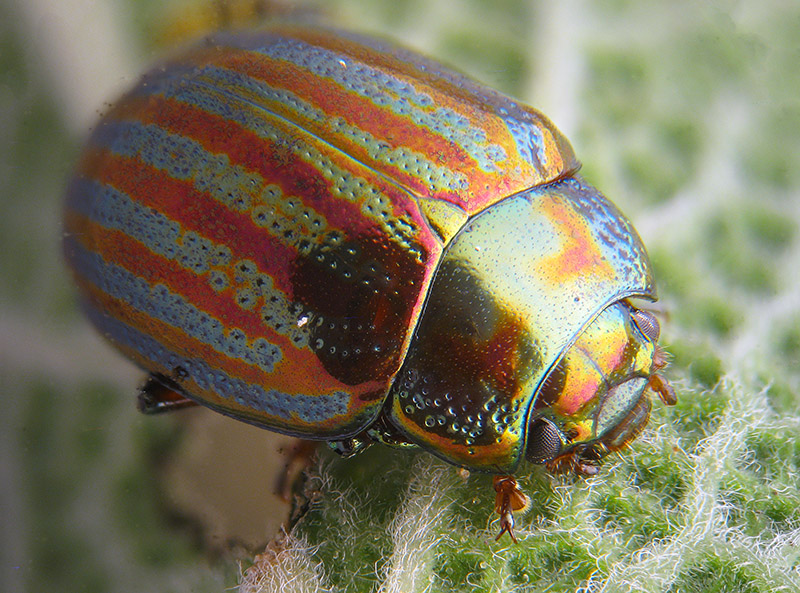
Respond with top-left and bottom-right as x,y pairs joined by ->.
524,301 -> 674,475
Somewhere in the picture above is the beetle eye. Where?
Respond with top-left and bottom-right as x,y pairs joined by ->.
525,418 -> 563,464
631,308 -> 660,342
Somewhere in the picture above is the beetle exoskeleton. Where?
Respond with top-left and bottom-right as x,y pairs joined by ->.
63,23 -> 675,541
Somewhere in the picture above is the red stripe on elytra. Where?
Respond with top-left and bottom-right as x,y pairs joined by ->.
75,269 -> 376,407
208,51 -> 475,195
275,26 -> 490,109
68,213 -> 369,397
108,93 -> 413,239
75,212 -> 280,337
80,148 -> 299,295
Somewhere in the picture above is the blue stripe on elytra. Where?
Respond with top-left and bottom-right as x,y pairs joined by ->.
95,100 -> 422,259
66,178 -> 233,275
164,66 -> 468,193
64,236 -> 282,375
115,31 -> 551,177
506,118 -> 547,172
256,37 -> 507,173
189,64 -> 328,124
317,30 -> 553,172
81,300 -> 350,424
90,120 -> 263,214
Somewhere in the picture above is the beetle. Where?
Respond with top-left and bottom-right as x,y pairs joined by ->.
63,23 -> 675,542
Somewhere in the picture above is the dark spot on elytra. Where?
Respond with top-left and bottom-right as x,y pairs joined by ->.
291,231 -> 427,386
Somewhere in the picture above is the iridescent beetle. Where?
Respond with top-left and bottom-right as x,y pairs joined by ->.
63,24 -> 675,542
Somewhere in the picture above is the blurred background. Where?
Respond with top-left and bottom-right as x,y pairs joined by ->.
2,0 -> 799,592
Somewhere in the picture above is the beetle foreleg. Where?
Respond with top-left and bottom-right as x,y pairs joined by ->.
496,508 -> 517,543
493,476 -> 530,543
649,373 -> 677,406
650,346 -> 677,406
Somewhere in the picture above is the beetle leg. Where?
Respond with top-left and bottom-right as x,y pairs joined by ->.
365,412 -> 419,449
275,439 -> 319,502
650,346 -> 677,406
649,373 -> 677,406
137,373 -> 198,414
493,476 -> 530,543
547,455 -> 599,476
496,509 -> 517,543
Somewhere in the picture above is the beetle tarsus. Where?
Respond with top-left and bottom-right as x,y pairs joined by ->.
495,510 -> 518,543
649,372 -> 677,406
493,476 -> 530,543
650,346 -> 677,405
